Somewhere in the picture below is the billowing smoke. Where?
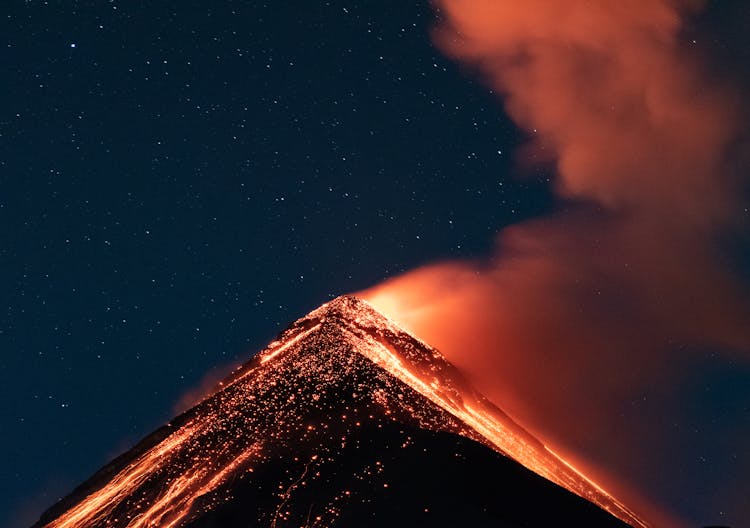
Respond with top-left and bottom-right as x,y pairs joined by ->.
359,1 -> 749,525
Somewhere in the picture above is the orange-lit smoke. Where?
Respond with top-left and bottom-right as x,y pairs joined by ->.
360,1 -> 749,526
172,361 -> 239,415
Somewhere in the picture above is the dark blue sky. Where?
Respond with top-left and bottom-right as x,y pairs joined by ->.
1,2 -> 748,528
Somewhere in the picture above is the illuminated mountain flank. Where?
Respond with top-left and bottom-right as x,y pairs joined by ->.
33,295 -> 647,528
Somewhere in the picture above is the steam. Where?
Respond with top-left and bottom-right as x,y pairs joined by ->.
359,1 -> 749,525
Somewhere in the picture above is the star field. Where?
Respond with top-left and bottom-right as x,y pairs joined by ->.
0,3 -> 550,526
3,2 -> 749,528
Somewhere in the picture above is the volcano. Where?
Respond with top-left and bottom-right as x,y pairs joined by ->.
33,296 -> 647,528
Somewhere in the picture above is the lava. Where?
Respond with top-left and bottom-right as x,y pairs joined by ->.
342,299 -> 647,527
36,296 -> 647,528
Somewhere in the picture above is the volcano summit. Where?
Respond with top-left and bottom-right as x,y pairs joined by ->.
33,296 -> 647,528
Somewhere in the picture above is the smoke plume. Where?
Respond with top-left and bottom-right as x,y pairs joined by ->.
359,1 -> 750,525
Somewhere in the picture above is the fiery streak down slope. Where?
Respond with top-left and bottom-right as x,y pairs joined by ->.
34,296 -> 647,528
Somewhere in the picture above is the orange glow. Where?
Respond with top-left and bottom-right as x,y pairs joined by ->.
358,256 -> 696,528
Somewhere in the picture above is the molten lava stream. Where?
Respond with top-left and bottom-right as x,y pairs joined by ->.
349,299 -> 649,528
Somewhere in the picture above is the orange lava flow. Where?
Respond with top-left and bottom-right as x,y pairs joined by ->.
350,297 -> 650,528
130,444 -> 261,528
260,323 -> 322,364
43,423 -> 201,528
43,418 -> 262,528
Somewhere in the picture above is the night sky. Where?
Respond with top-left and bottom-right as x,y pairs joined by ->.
2,2 -> 748,528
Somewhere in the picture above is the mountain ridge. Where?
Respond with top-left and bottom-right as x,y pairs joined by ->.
33,295 -> 644,528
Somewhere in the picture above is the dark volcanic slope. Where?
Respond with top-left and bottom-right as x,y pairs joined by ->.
34,296 -> 641,528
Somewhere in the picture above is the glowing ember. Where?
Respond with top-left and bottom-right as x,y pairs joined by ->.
36,296 -> 648,528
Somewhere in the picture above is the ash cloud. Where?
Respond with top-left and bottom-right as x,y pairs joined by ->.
360,1 -> 750,525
